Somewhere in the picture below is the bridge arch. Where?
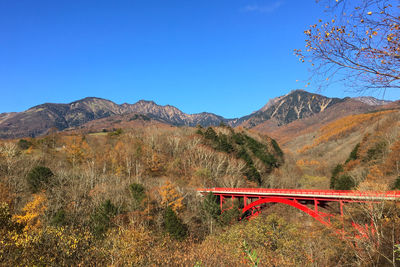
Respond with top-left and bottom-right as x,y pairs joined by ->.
242,197 -> 331,226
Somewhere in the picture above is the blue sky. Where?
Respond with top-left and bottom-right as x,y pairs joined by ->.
1,0 -> 398,118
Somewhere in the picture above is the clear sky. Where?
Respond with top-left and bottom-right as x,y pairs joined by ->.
1,0 -> 399,118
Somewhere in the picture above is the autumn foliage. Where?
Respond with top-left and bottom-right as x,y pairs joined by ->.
0,117 -> 399,265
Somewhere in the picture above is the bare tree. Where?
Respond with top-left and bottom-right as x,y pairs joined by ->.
295,0 -> 400,93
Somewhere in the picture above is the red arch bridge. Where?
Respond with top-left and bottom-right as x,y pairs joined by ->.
197,188 -> 400,237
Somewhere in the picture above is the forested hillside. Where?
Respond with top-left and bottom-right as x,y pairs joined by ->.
1,114 -> 400,265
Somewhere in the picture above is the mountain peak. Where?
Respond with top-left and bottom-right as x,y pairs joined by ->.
240,89 -> 345,128
353,96 -> 392,106
136,100 -> 157,105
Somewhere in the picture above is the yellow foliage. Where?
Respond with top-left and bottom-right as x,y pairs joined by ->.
2,226 -> 97,266
147,152 -> 165,175
105,225 -> 154,266
357,165 -> 388,191
160,181 -> 184,213
62,136 -> 91,166
299,174 -> 328,189
296,159 -> 321,167
12,193 -> 47,232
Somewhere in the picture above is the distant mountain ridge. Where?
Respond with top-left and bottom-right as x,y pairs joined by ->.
0,90 -> 394,138
0,97 -> 226,138
353,96 -> 392,106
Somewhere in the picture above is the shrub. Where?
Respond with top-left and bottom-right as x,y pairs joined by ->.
333,174 -> 355,190
330,164 -> 343,189
26,166 -> 54,193
164,206 -> 187,240
202,192 -> 220,221
392,176 -> 400,190
346,143 -> 360,163
204,127 -> 217,141
51,208 -> 66,226
90,199 -> 118,239
129,183 -> 146,209
18,139 -> 32,150
271,139 -> 284,157
365,141 -> 387,162
217,134 -> 234,153
108,128 -> 123,136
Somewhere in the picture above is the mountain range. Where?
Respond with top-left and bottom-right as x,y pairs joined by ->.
0,90 -> 394,139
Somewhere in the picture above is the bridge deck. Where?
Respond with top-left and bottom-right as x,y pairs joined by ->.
197,188 -> 400,201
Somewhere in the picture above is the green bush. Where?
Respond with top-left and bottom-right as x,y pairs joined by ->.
232,133 -> 245,145
129,183 -> 146,209
51,208 -> 67,226
201,192 -> 220,221
392,176 -> 400,190
90,199 -> 118,239
333,174 -> 355,190
26,166 -> 54,193
216,134 -> 234,153
164,206 -> 187,240
330,164 -> 344,189
219,199 -> 240,226
271,139 -> 284,158
346,143 -> 360,163
204,127 -> 218,141
18,139 -> 32,150
365,141 -> 387,162
108,128 -> 123,136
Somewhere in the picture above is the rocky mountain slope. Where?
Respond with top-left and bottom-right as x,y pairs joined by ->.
254,98 -> 380,145
0,90 -> 394,139
237,90 -> 345,128
353,96 -> 392,106
0,97 -> 226,138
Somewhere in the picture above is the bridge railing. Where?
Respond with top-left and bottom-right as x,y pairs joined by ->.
197,187 -> 400,199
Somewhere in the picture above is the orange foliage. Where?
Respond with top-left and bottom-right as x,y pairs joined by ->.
12,193 -> 47,232
296,159 -> 321,167
146,152 -> 165,176
344,159 -> 360,171
366,165 -> 384,182
62,136 -> 91,166
159,181 -> 184,213
298,110 -> 395,153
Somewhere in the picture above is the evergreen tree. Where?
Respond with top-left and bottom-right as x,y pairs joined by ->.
204,127 -> 217,141
91,199 -> 118,239
334,174 -> 355,190
346,143 -> 360,163
271,139 -> 284,157
164,206 -> 187,240
129,183 -> 146,209
202,192 -> 220,221
26,166 -> 54,193
330,164 -> 344,189
18,139 -> 32,150
392,176 -> 400,190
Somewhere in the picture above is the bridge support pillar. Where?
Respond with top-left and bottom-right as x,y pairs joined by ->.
340,201 -> 344,217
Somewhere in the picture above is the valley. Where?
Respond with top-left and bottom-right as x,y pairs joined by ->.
1,90 -> 399,266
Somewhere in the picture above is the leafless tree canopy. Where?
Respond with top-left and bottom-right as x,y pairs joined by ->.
295,0 -> 400,92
